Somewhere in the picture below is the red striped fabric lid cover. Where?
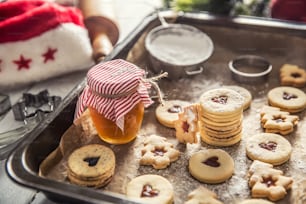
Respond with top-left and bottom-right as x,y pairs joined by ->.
75,59 -> 153,130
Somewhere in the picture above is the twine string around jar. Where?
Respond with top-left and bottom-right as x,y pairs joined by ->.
90,71 -> 168,104
142,72 -> 168,105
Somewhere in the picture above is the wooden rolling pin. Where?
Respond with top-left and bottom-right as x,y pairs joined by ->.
78,0 -> 120,63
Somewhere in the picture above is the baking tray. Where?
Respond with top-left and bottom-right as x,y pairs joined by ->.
6,10 -> 306,204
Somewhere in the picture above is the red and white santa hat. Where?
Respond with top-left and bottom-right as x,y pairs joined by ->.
0,0 -> 94,89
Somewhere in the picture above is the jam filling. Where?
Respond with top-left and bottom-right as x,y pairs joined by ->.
262,177 -> 276,187
203,156 -> 220,167
283,92 -> 297,100
291,72 -> 301,78
167,105 -> 182,113
273,116 -> 285,123
83,156 -> 100,167
182,121 -> 189,133
153,147 -> 167,157
259,141 -> 277,151
141,184 -> 159,197
211,95 -> 228,104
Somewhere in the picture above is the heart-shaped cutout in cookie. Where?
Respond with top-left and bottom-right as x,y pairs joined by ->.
259,141 -> 277,152
203,156 -> 220,167
283,92 -> 298,100
83,156 -> 100,167
141,184 -> 159,197
167,105 -> 182,113
211,95 -> 228,104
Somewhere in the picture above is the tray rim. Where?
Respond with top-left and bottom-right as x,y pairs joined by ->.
5,10 -> 306,204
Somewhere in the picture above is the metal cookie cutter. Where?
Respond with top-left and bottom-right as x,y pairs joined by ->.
228,55 -> 272,83
12,89 -> 62,122
0,90 -> 61,159
0,93 -> 11,117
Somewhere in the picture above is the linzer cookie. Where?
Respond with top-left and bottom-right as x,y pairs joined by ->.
267,86 -> 306,113
200,129 -> 242,147
199,88 -> 244,146
67,144 -> 115,188
174,104 -> 199,144
140,135 -> 180,169
262,112 -> 299,135
260,105 -> 299,135
246,133 -> 292,165
188,149 -> 234,184
223,85 -> 252,110
199,88 -> 244,115
155,100 -> 191,128
280,64 -> 306,88
185,186 -> 223,204
248,160 -> 293,201
126,174 -> 174,204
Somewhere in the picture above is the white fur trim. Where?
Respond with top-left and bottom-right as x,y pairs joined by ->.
0,23 -> 94,88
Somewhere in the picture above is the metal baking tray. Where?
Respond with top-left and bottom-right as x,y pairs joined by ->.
6,10 -> 306,204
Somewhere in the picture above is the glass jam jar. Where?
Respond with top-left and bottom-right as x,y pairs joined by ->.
88,102 -> 144,144
75,59 -> 153,144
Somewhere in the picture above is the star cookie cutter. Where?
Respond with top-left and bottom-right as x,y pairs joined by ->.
0,93 -> 11,117
0,90 -> 61,159
12,89 -> 61,122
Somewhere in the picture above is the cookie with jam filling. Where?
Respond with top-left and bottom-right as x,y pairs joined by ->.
67,144 -> 115,188
155,100 -> 191,128
280,64 -> 306,88
246,133 -> 292,165
248,160 -> 293,201
267,86 -> 306,113
188,149 -> 234,184
126,174 -> 174,204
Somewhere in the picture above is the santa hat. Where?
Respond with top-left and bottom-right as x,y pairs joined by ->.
0,0 -> 95,89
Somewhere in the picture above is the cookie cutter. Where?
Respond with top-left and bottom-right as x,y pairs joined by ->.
12,90 -> 62,121
0,93 -> 11,117
228,55 -> 272,83
0,90 -> 61,159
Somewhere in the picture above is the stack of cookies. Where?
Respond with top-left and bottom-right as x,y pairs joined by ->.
199,88 -> 244,146
67,144 -> 115,188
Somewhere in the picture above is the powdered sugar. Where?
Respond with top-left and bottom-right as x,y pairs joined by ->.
147,25 -> 213,66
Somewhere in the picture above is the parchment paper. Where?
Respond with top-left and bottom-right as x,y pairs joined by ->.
39,23 -> 306,204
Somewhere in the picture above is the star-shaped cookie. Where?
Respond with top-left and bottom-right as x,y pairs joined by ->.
140,135 -> 180,169
260,105 -> 299,135
248,160 -> 293,201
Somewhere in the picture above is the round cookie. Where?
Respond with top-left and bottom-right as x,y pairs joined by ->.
189,149 -> 234,184
155,100 -> 191,128
201,115 -> 242,127
267,86 -> 306,113
199,88 -> 244,115
67,144 -> 115,188
201,110 -> 242,122
239,199 -> 274,204
200,131 -> 242,147
246,133 -> 292,165
223,85 -> 252,110
126,174 -> 174,204
200,123 -> 242,137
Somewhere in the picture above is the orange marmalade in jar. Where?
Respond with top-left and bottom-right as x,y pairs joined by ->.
75,59 -> 153,144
